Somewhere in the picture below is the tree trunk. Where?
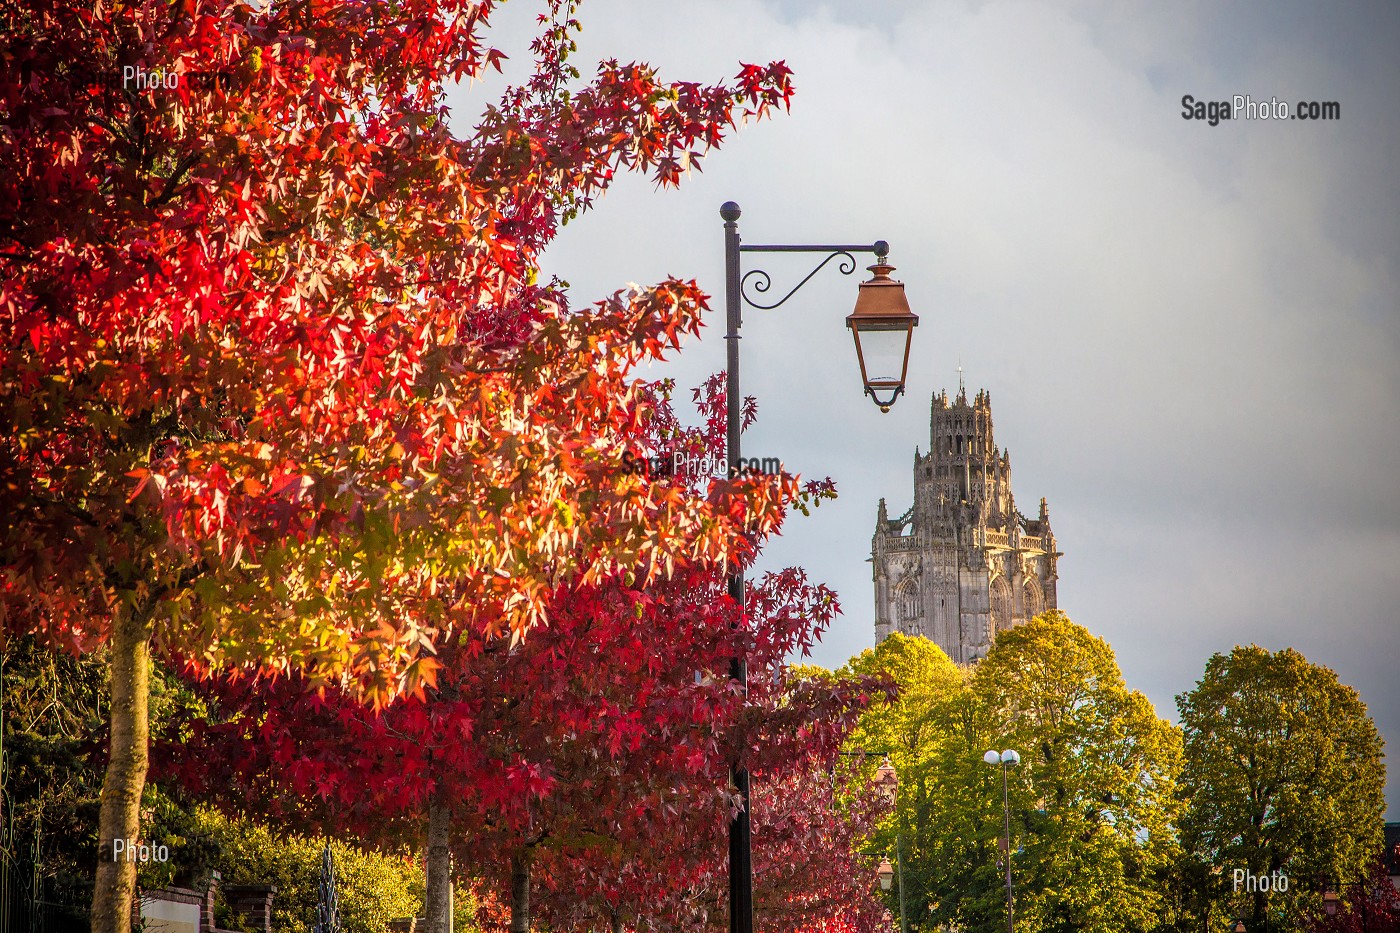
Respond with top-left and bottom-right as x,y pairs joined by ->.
90,603 -> 153,933
509,851 -> 531,933
425,792 -> 453,933
609,907 -> 624,933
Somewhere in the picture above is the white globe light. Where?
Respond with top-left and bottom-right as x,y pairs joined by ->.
983,749 -> 1002,765
1002,749 -> 1021,766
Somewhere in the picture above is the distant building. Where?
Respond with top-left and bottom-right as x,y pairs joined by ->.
871,386 -> 1061,663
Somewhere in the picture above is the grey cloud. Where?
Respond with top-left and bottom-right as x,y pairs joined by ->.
446,0 -> 1400,816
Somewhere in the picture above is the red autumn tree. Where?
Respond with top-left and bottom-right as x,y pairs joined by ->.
530,760 -> 895,933
748,767 -> 893,933
0,0 -> 795,927
168,563 -> 877,933
161,380 -> 880,933
1302,856 -> 1400,933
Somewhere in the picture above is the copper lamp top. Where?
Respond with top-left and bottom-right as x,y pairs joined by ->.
847,262 -> 918,329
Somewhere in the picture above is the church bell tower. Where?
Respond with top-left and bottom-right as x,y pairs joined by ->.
872,386 -> 1061,663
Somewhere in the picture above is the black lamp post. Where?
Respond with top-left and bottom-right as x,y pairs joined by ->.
721,202 -> 918,933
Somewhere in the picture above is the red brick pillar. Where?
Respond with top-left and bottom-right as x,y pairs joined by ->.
222,884 -> 277,933
203,873 -> 219,932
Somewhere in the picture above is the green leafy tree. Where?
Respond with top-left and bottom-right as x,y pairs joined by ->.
1,638 -> 108,914
844,634 -> 965,763
837,633 -> 966,932
0,638 -> 213,908
1,639 -> 431,932
894,612 -> 1182,933
1177,646 -> 1386,932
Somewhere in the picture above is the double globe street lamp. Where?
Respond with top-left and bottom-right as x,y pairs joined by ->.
720,202 -> 920,933
983,749 -> 1022,933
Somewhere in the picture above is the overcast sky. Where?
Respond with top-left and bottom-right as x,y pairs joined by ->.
446,1 -> 1400,818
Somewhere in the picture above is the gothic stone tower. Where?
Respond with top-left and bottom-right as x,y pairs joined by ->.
872,387 -> 1061,663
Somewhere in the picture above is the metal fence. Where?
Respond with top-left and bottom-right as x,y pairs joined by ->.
312,843 -> 341,933
0,843 -> 38,933
1,846 -> 90,933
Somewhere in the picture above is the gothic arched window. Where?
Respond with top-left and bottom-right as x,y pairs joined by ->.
896,582 -> 921,622
1022,580 -> 1044,621
991,577 -> 1013,636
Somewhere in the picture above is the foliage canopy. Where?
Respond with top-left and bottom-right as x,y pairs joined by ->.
1177,645 -> 1386,931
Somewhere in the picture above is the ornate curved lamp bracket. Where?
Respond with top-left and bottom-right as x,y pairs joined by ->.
740,250 -> 859,310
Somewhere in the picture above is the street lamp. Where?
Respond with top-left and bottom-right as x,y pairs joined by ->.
983,749 -> 1021,933
1322,880 -> 1375,932
839,752 -> 908,933
846,259 -> 919,411
873,756 -> 898,806
721,202 -> 919,933
877,859 -> 895,892
1232,921 -> 1247,933
869,756 -> 908,933
722,202 -> 918,419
